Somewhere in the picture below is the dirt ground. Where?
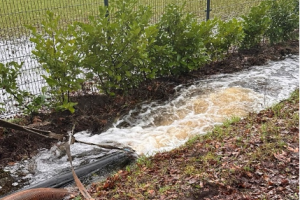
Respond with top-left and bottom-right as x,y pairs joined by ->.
0,40 -> 298,195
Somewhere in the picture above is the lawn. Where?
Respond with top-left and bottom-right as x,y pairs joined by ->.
0,0 -> 101,38
0,0 -> 263,38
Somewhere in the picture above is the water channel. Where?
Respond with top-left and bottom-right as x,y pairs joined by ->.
3,55 -> 299,192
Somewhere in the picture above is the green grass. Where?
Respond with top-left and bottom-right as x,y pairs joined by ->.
141,0 -> 263,21
209,0 -> 263,19
0,0 -> 263,38
0,0 -> 101,38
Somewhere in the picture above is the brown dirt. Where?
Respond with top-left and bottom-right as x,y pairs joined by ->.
0,40 -> 298,195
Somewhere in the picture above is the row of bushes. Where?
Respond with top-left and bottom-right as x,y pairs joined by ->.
0,0 -> 299,115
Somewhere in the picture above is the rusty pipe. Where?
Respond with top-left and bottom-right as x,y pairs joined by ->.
1,188 -> 70,200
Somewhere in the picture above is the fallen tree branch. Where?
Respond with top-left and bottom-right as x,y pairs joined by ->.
0,119 -> 64,140
74,139 -> 132,151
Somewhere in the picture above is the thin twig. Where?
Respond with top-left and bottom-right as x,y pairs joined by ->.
65,123 -> 95,200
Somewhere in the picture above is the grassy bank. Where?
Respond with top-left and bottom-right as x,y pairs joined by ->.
86,89 -> 299,199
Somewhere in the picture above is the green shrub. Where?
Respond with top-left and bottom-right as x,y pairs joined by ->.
241,1 -> 271,48
28,11 -> 83,113
0,61 -> 25,113
151,4 -> 208,76
292,0 -> 299,14
199,17 -> 244,60
0,61 -> 46,115
76,0 -> 156,95
0,62 -> 24,107
215,18 -> 244,56
266,0 -> 299,44
198,18 -> 219,59
294,0 -> 300,39
241,0 -> 299,47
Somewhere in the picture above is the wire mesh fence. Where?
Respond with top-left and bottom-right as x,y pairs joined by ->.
0,0 -> 263,118
210,0 -> 262,20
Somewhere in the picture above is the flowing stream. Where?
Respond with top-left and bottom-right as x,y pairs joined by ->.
3,55 -> 299,190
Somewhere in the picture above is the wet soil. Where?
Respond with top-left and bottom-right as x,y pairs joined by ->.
0,40 -> 298,195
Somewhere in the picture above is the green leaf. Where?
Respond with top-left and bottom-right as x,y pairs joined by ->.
116,75 -> 122,82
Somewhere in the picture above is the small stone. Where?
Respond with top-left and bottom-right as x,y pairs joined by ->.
12,182 -> 18,186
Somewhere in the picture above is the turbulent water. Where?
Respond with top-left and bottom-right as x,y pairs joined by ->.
3,55 -> 299,188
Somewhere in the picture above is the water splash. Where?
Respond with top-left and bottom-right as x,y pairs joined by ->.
75,87 -> 263,155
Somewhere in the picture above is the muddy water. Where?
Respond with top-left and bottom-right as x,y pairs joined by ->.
76,89 -> 258,155
75,87 -> 264,155
3,55 -> 299,189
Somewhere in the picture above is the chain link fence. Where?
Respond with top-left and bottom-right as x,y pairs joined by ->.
0,0 -> 263,118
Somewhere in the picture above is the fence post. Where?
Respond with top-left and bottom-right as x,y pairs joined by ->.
206,0 -> 211,21
104,0 -> 109,18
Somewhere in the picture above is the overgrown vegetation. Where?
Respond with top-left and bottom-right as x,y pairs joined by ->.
0,0 -> 298,115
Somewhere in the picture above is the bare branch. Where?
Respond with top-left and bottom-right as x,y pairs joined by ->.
0,119 -> 64,140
